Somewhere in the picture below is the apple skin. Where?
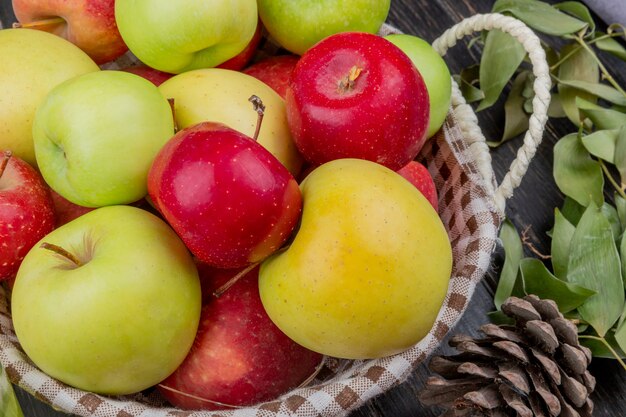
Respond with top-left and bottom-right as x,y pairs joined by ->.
385,34 -> 452,139
286,32 -> 430,171
11,205 -> 202,395
159,68 -> 303,176
115,0 -> 258,74
148,122 -> 302,269
121,64 -> 173,87
48,188 -> 94,227
397,161 -> 438,211
259,159 -> 452,359
216,20 -> 263,71
0,29 -> 99,167
158,266 -> 323,410
257,0 -> 390,55
12,0 -> 128,65
0,152 -> 55,280
33,70 -> 175,207
243,55 -> 300,99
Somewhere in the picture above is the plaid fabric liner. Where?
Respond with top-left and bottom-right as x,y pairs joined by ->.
0,107 -> 502,416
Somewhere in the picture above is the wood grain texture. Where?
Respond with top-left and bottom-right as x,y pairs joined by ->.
1,0 -> 625,416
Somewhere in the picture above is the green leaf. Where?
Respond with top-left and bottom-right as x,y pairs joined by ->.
561,197 -> 586,226
620,230 -> 626,288
494,219 -> 524,311
557,43 -> 599,126
616,193 -> 626,229
603,202 -> 623,243
595,33 -> 626,62
553,133 -> 604,207
492,0 -> 588,36
577,96 -> 626,130
453,65 -> 484,104
568,203 -> 625,336
519,258 -> 595,313
547,93 -> 567,118
551,208 -> 575,280
0,366 -> 24,417
554,1 -> 595,34
613,126 -> 626,186
581,129 -> 618,163
556,78 -> 626,106
493,71 -> 530,145
477,29 -> 526,111
614,320 -> 626,356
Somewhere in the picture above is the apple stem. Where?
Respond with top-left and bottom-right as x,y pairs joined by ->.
248,95 -> 265,141
0,151 -> 12,180
12,16 -> 65,29
212,261 -> 260,298
40,242 -> 83,267
168,98 -> 179,133
338,66 -> 363,92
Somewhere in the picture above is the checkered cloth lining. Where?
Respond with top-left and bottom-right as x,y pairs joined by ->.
0,105 -> 502,416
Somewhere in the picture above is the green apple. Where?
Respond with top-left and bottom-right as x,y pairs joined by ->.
257,0 -> 390,55
385,34 -> 452,139
11,205 -> 202,395
0,28 -> 98,167
259,159 -> 452,359
115,0 -> 258,73
159,69 -> 303,176
33,70 -> 175,207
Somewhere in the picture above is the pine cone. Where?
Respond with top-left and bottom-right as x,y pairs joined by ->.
419,295 -> 595,417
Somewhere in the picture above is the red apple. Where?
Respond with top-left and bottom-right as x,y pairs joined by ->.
216,20 -> 264,71
158,266 -> 323,410
148,121 -> 302,269
397,161 -> 438,211
12,0 -> 128,65
0,151 -> 55,280
121,65 -> 173,87
243,55 -> 300,99
286,32 -> 430,171
49,188 -> 94,227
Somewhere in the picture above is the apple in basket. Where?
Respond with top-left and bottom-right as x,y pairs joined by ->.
11,205 -> 202,395
286,32 -> 430,171
12,0 -> 128,64
32,70 -> 175,207
115,0 -> 258,73
259,159 -> 452,359
257,0 -> 391,55
0,28 -> 98,167
159,265 -> 323,410
243,55 -> 300,99
147,102 -> 302,269
0,151 -> 55,281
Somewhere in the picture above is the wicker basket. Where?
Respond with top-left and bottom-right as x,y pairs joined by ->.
0,13 -> 551,417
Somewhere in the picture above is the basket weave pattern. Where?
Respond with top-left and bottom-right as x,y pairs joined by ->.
0,13 -> 551,417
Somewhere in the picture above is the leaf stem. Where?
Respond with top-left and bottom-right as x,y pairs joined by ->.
599,159 -> 626,199
579,334 -> 626,370
574,35 -> 626,98
549,32 -> 622,72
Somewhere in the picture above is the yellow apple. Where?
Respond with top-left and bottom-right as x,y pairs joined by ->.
0,29 -> 99,166
259,158 -> 452,359
158,69 -> 303,176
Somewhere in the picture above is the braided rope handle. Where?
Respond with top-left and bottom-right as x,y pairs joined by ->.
432,13 -> 552,215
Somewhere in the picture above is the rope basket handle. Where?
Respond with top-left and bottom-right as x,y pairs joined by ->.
432,13 -> 552,216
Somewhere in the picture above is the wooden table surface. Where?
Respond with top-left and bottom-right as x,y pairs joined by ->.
1,0 -> 625,416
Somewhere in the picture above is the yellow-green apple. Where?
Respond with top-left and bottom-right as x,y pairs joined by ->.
0,151 -> 54,281
12,0 -> 128,64
385,34 -> 452,139
243,55 -> 300,99
159,68 -> 302,176
121,64 -> 173,87
33,70 -> 175,207
158,266 -> 322,410
257,0 -> 390,55
397,161 -> 438,211
148,121 -> 302,269
115,0 -> 258,74
0,28 -> 98,167
286,32 -> 430,171
11,205 -> 202,395
259,159 -> 452,359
